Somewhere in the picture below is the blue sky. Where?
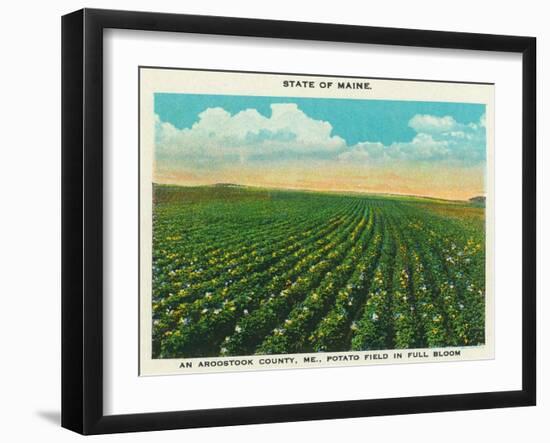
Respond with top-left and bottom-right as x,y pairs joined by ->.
155,93 -> 485,146
153,93 -> 487,199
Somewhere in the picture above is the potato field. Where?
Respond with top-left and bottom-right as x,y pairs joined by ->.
151,184 -> 485,359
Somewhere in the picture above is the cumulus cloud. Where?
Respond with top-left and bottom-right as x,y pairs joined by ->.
338,113 -> 486,166
155,104 -> 486,169
155,103 -> 346,168
408,114 -> 457,134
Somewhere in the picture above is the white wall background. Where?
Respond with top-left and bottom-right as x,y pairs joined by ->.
0,0 -> 546,441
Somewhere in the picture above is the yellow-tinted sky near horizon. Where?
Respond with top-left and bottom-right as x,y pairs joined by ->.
154,162 -> 485,201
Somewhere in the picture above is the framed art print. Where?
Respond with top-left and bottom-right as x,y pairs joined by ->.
139,68 -> 494,376
62,8 -> 536,435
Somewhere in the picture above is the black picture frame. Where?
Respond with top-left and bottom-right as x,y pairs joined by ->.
61,8 -> 536,435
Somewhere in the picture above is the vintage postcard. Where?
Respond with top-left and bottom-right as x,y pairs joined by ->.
139,67 -> 494,375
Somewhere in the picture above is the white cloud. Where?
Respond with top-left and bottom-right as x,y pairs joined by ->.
408,114 -> 457,133
155,103 -> 346,167
156,105 -> 486,169
338,113 -> 486,166
338,142 -> 385,162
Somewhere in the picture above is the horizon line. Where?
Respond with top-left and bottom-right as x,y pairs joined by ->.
152,181 -> 485,203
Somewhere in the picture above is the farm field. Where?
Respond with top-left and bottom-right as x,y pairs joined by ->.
151,184 -> 486,359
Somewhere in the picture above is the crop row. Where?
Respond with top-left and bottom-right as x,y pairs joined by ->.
151,192 -> 486,358
155,200 -> 368,357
